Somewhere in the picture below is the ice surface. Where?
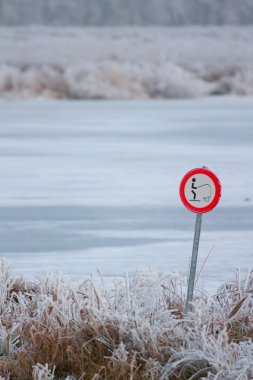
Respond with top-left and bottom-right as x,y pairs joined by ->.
0,97 -> 253,292
0,26 -> 253,99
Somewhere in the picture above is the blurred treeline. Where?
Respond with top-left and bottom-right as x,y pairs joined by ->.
0,0 -> 253,26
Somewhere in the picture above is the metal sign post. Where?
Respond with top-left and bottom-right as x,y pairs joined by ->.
179,167 -> 221,315
185,213 -> 202,315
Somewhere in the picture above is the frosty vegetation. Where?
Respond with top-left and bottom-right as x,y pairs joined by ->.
0,0 -> 253,26
0,26 -> 253,100
0,260 -> 252,379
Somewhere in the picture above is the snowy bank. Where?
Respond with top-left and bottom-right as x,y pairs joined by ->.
0,26 -> 253,99
0,261 -> 252,379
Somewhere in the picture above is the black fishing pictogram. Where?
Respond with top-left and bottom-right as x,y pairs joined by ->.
190,178 -> 212,203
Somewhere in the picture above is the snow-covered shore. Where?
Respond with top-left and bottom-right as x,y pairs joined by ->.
0,261 -> 252,379
0,26 -> 253,99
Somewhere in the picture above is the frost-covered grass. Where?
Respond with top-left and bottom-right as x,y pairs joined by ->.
0,261 -> 252,379
0,26 -> 253,99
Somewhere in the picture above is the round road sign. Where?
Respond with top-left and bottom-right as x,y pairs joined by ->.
179,167 -> 221,213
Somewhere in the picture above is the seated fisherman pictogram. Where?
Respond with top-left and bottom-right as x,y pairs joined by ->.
190,178 -> 211,203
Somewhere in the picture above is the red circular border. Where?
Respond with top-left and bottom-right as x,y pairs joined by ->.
179,168 -> 221,213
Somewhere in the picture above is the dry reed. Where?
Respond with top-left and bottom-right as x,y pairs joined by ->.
0,261 -> 252,380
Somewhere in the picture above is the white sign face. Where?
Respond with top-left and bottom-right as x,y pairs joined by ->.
184,173 -> 216,209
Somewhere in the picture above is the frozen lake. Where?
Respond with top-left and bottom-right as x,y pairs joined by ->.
0,97 -> 253,292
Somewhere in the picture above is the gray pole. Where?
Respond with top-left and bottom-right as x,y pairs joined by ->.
185,213 -> 202,315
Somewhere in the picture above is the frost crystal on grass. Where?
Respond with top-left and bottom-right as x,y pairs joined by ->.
0,260 -> 252,379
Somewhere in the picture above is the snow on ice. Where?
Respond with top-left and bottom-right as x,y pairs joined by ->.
0,97 -> 253,293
